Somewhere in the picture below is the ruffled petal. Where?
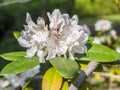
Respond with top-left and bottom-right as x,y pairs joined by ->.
26,45 -> 37,57
37,17 -> 45,26
46,48 -> 57,60
73,45 -> 87,54
69,46 -> 75,60
18,36 -> 33,48
26,13 -> 36,26
37,50 -> 45,63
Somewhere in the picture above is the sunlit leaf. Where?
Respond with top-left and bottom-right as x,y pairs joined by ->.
42,67 -> 62,90
76,44 -> 120,62
0,52 -> 26,61
61,81 -> 69,90
13,31 -> 21,39
0,56 -> 40,75
50,57 -> 79,78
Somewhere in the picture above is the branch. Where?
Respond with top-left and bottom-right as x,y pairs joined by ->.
93,72 -> 120,79
68,60 -> 120,90
69,61 -> 99,90
0,0 -> 32,7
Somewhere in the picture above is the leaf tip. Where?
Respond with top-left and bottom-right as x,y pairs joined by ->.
13,31 -> 21,39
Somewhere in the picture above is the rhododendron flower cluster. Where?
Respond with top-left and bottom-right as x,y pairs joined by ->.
18,9 -> 89,63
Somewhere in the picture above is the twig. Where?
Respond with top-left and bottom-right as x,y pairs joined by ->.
69,60 -> 120,90
93,72 -> 120,79
69,61 -> 99,90
0,0 -> 32,7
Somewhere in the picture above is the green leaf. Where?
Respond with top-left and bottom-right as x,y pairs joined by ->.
61,81 -> 69,90
87,37 -> 94,44
50,57 -> 79,78
42,67 -> 62,90
13,31 -> 21,39
0,56 -> 40,75
79,81 -> 92,90
76,44 -> 120,62
0,52 -> 26,61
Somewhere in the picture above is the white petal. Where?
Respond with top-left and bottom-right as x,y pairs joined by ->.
5,75 -> 21,87
46,48 -> 57,60
82,24 -> 91,35
37,17 -> 45,26
47,12 -> 52,21
37,50 -> 45,63
93,37 -> 101,44
69,46 -> 75,60
26,45 -> 37,57
52,9 -> 61,18
26,13 -> 36,26
66,30 -> 80,44
70,15 -> 78,25
58,41 -> 68,55
18,36 -> 34,48
78,31 -> 89,45
73,45 -> 87,54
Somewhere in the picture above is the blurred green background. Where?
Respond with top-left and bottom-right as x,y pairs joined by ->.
0,0 -> 120,53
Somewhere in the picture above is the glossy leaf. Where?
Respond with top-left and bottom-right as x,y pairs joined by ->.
0,52 -> 26,61
0,56 -> 40,75
13,31 -> 21,39
76,44 -> 120,62
61,81 -> 69,90
42,67 -> 62,90
50,57 -> 79,78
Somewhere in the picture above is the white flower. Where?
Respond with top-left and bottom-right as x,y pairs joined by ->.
5,65 -> 40,87
109,29 -> 118,40
93,37 -> 101,44
116,47 -> 120,53
5,75 -> 24,88
93,36 -> 106,44
18,9 -> 89,62
95,19 -> 111,31
0,80 -> 9,88
18,13 -> 49,63
46,10 -> 88,60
